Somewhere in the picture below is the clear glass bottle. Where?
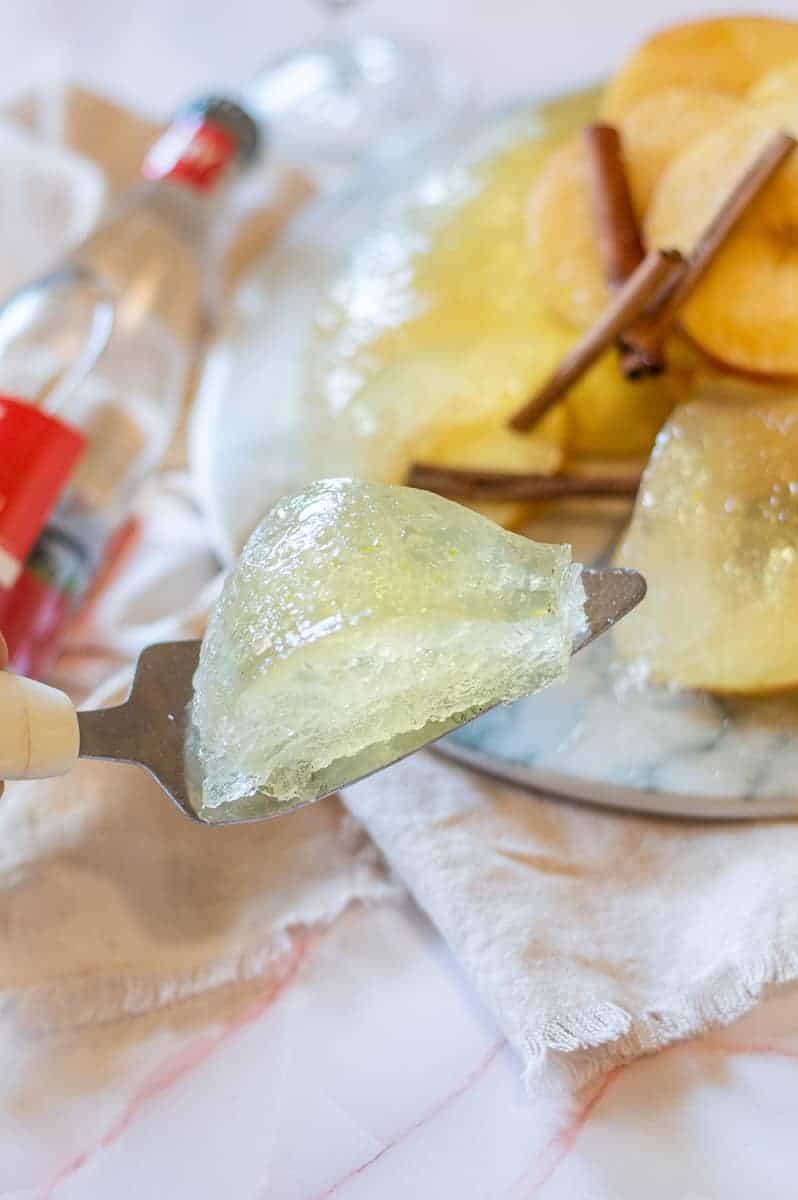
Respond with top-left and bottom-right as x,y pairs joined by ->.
0,95 -> 261,678
0,266 -> 114,586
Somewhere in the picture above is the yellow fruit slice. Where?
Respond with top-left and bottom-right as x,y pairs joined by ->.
526,88 -> 742,328
305,95 -> 598,529
349,335 -> 567,472
620,88 -> 743,210
565,335 -> 695,459
601,16 -> 798,119
415,415 -> 564,471
646,104 -> 798,375
749,58 -> 798,105
526,136 -> 607,329
361,310 -> 682,480
413,413 -> 565,528
615,392 -> 798,693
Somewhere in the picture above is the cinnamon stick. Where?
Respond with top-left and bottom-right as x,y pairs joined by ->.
510,131 -> 795,431
584,123 -> 645,288
407,464 -> 641,503
583,123 -> 667,372
620,128 -> 797,374
509,248 -> 684,432
583,123 -> 667,378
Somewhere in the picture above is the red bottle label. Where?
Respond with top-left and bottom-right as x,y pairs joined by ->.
141,117 -> 238,190
0,397 -> 86,590
0,507 -> 108,681
0,563 -> 76,680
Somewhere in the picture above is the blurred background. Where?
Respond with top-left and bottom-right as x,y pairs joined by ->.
5,0 -> 798,115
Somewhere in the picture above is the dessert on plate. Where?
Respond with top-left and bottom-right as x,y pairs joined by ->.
614,390 -> 798,693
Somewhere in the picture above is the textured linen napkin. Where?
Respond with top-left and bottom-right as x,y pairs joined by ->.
345,751 -> 798,1087
3,760 -> 393,1037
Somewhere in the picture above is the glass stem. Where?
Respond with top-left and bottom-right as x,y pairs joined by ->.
320,0 -> 358,49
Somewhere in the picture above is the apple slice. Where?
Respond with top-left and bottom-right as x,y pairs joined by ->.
615,391 -> 798,693
526,135 -> 607,329
601,16 -> 798,119
618,89 -> 743,211
565,335 -> 695,459
749,58 -> 798,105
646,103 -> 798,375
526,88 -> 742,329
413,420 -> 563,528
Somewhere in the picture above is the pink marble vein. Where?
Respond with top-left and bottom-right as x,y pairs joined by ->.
307,1039 -> 505,1200
507,1035 -> 798,1198
38,934 -> 314,1200
508,1069 -> 621,1198
711,1038 -> 798,1062
23,974 -> 798,1200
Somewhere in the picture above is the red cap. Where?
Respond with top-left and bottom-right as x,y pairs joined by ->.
0,396 -> 86,589
142,117 -> 238,191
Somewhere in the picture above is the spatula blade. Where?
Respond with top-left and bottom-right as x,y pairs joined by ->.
76,567 -> 646,825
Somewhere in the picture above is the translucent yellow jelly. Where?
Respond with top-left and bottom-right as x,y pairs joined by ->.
615,393 -> 798,692
303,122 -> 575,498
191,479 -> 585,818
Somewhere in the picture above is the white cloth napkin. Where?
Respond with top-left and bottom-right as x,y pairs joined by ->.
3,765 -> 394,1037
346,751 -> 798,1087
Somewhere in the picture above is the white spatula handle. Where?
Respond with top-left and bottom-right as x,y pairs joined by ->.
0,672 -> 79,779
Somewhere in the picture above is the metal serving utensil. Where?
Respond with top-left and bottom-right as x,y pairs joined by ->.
0,567 -> 645,824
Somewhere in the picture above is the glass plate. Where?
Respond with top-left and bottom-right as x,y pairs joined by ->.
190,98 -> 798,821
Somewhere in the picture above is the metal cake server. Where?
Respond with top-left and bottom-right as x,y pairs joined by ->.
0,567 -> 644,825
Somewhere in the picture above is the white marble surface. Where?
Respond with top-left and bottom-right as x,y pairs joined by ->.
6,898 -> 798,1199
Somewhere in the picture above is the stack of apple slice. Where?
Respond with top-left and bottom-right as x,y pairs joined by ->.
568,16 -> 798,694
528,17 -> 798,378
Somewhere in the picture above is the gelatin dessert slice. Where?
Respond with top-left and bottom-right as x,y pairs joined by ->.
191,479 -> 585,818
615,392 -> 798,692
